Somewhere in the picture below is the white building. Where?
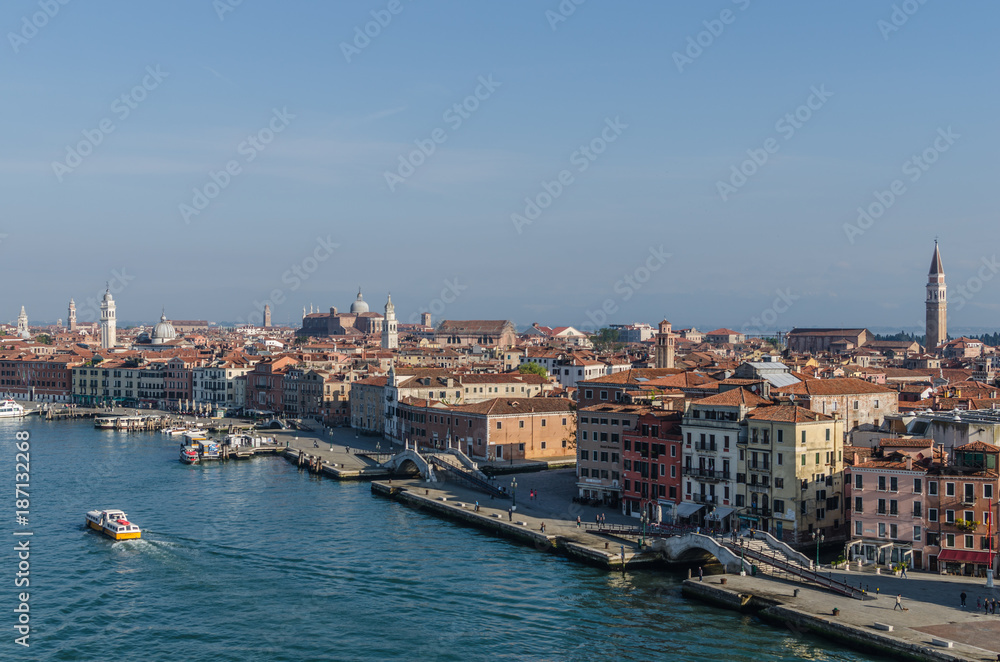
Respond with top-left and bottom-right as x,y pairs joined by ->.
192,361 -> 254,408
610,323 -> 654,343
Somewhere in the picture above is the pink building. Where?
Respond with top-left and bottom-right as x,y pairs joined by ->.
846,454 -> 928,569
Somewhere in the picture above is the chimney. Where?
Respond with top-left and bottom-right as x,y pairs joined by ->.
906,456 -> 912,471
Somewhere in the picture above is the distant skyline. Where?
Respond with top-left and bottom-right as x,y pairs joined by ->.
3,2 -> 998,332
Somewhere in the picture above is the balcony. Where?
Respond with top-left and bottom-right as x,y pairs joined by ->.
748,483 -> 771,493
747,506 -> 772,518
692,493 -> 718,506
748,464 -> 771,473
693,443 -> 718,452
682,467 -> 728,481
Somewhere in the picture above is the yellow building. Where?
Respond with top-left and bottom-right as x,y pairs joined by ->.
741,405 -> 844,545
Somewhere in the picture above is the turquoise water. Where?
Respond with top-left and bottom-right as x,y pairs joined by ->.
1,418 -> 876,661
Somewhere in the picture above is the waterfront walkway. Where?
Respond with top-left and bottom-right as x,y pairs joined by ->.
691,569 -> 1000,660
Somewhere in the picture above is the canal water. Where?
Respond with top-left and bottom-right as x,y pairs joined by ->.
2,418 -> 876,661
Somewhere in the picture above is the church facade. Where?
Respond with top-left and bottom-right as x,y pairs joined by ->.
297,289 -> 384,339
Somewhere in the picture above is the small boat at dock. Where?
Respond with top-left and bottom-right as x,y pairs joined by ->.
85,509 -> 141,540
180,446 -> 200,464
0,399 -> 26,418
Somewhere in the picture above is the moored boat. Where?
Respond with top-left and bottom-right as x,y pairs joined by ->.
0,399 -> 25,418
85,509 -> 141,540
201,441 -> 221,460
180,446 -> 200,464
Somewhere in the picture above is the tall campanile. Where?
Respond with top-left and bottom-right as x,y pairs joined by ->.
926,240 -> 947,354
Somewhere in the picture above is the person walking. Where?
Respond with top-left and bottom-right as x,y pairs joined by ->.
698,566 -> 704,582
894,594 -> 903,611
900,565 -> 908,579
540,522 -> 546,533
475,501 -> 479,512
960,591 -> 967,608
508,508 -> 512,522
576,515 -> 581,528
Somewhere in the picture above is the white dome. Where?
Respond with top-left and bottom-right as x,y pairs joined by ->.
350,289 -> 369,314
152,314 -> 176,344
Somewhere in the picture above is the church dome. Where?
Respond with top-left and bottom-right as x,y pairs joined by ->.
152,313 -> 177,345
350,288 -> 369,314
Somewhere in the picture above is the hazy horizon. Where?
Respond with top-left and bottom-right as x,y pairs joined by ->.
4,2 -> 997,333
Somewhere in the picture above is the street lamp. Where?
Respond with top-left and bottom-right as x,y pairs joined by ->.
511,477 -> 517,511
812,531 -> 825,568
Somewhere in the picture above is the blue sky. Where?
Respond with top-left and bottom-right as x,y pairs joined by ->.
2,1 -> 997,333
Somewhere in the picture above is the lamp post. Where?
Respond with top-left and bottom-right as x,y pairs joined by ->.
988,498 -> 995,589
812,531 -> 825,568
640,506 -> 647,547
511,477 -> 517,511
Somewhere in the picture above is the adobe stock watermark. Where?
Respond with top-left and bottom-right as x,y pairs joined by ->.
179,107 -> 295,224
384,75 -> 502,192
843,126 -> 959,244
672,0 -> 752,73
716,84 -> 833,201
545,0 -> 586,31
77,269 -> 135,324
341,0 -> 407,63
52,65 -> 169,183
233,236 -> 340,327
579,246 -> 671,334
406,278 -> 468,324
7,0 -> 72,54
740,288 -> 799,337
951,256 -> 1000,313
511,116 -> 627,234
878,0 -> 930,41
213,0 -> 243,21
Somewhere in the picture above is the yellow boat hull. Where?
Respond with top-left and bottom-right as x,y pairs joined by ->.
86,519 -> 141,540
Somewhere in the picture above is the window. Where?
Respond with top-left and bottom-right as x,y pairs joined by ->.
774,499 -> 784,513
801,431 -> 806,444
946,482 -> 955,497
541,419 -> 546,427
855,520 -> 863,536
878,476 -> 886,491
815,453 -> 820,465
562,418 -> 567,425
878,523 -> 886,538
582,431 -> 588,441
855,474 -> 863,490
580,450 -> 589,460
853,400 -> 859,410
496,422 -> 502,430
964,510 -> 974,523
623,459 -> 630,471
600,452 -> 609,463
600,390 -> 608,401
580,468 -> 589,477
929,481 -> 938,496
825,429 -> 830,441
854,496 -> 863,512
777,453 -> 783,466
670,465 -> 676,478
519,443 -> 525,452
670,445 -> 676,458
889,500 -> 898,515
801,455 -> 806,466
623,439 -> 630,451
945,510 -> 955,524
946,533 -> 955,548
913,478 -> 922,494
890,477 -> 898,492
736,494 -> 745,507
964,484 -> 974,503
965,535 -> 975,549
611,453 -> 619,464
987,484 -> 995,500
877,499 -> 886,515
519,420 -> 524,429
913,501 -> 922,517
928,508 -> 938,522
777,429 -> 783,443
890,524 -> 898,539
914,525 -> 922,541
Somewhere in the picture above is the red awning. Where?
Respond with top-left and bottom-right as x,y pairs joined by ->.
937,549 -> 993,564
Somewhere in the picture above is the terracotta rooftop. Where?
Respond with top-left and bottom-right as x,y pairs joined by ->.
775,377 -> 894,396
748,404 -> 831,423
693,388 -> 770,408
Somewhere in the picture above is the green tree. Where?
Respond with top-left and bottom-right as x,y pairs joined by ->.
519,362 -> 548,378
592,327 -> 622,352
35,334 -> 52,345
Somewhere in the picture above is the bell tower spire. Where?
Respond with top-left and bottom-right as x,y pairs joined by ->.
926,240 -> 947,354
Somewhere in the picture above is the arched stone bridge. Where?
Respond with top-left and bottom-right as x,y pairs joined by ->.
650,533 -> 746,573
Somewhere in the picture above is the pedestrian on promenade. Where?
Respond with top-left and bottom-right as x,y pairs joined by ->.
985,599 -> 990,615
346,446 -> 351,454
977,597 -> 982,611
993,598 -> 998,614
894,594 -> 903,611
576,516 -> 581,528
508,508 -> 512,522
698,566 -> 704,582
960,591 -> 967,608
540,522 -> 545,533
475,501 -> 479,512
900,565 -> 908,578
595,514 -> 600,525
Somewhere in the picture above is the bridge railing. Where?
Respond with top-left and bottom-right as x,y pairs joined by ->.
428,456 -> 509,499
727,540 -> 868,600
